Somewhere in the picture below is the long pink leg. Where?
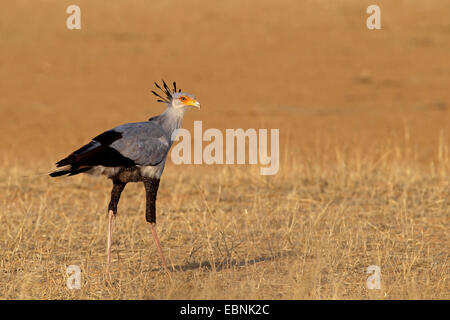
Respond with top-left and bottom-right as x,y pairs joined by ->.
106,210 -> 114,273
150,222 -> 170,275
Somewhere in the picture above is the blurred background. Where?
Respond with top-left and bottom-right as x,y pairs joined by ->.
0,0 -> 449,300
1,0 -> 449,167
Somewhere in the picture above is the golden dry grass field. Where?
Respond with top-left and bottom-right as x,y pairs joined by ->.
0,0 -> 449,299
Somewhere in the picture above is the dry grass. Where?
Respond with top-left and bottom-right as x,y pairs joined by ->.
0,138 -> 448,299
0,0 -> 449,299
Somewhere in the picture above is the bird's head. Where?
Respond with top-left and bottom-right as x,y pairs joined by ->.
152,80 -> 200,110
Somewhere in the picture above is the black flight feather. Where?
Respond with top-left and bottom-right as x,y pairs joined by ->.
49,169 -> 71,177
50,130 -> 136,177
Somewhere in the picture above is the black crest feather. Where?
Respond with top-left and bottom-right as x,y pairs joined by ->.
152,80 -> 181,104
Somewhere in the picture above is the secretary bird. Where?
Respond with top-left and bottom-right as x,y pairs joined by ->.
50,81 -> 200,273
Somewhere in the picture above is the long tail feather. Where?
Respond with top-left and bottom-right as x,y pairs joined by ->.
49,170 -> 72,177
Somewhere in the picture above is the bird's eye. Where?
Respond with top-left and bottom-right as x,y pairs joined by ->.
180,96 -> 187,101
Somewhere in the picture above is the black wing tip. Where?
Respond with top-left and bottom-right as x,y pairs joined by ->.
68,167 -> 91,176
55,157 -> 72,168
49,167 -> 91,177
49,170 -> 71,177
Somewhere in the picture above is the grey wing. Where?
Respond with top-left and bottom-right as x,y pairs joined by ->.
110,122 -> 171,166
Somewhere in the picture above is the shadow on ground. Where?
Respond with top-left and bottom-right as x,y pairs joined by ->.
149,250 -> 298,272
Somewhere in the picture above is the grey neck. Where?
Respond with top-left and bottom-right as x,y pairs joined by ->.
153,106 -> 186,137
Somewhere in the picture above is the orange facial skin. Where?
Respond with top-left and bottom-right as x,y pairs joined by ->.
179,96 -> 200,108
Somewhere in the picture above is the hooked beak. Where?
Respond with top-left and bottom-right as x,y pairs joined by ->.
186,99 -> 201,109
